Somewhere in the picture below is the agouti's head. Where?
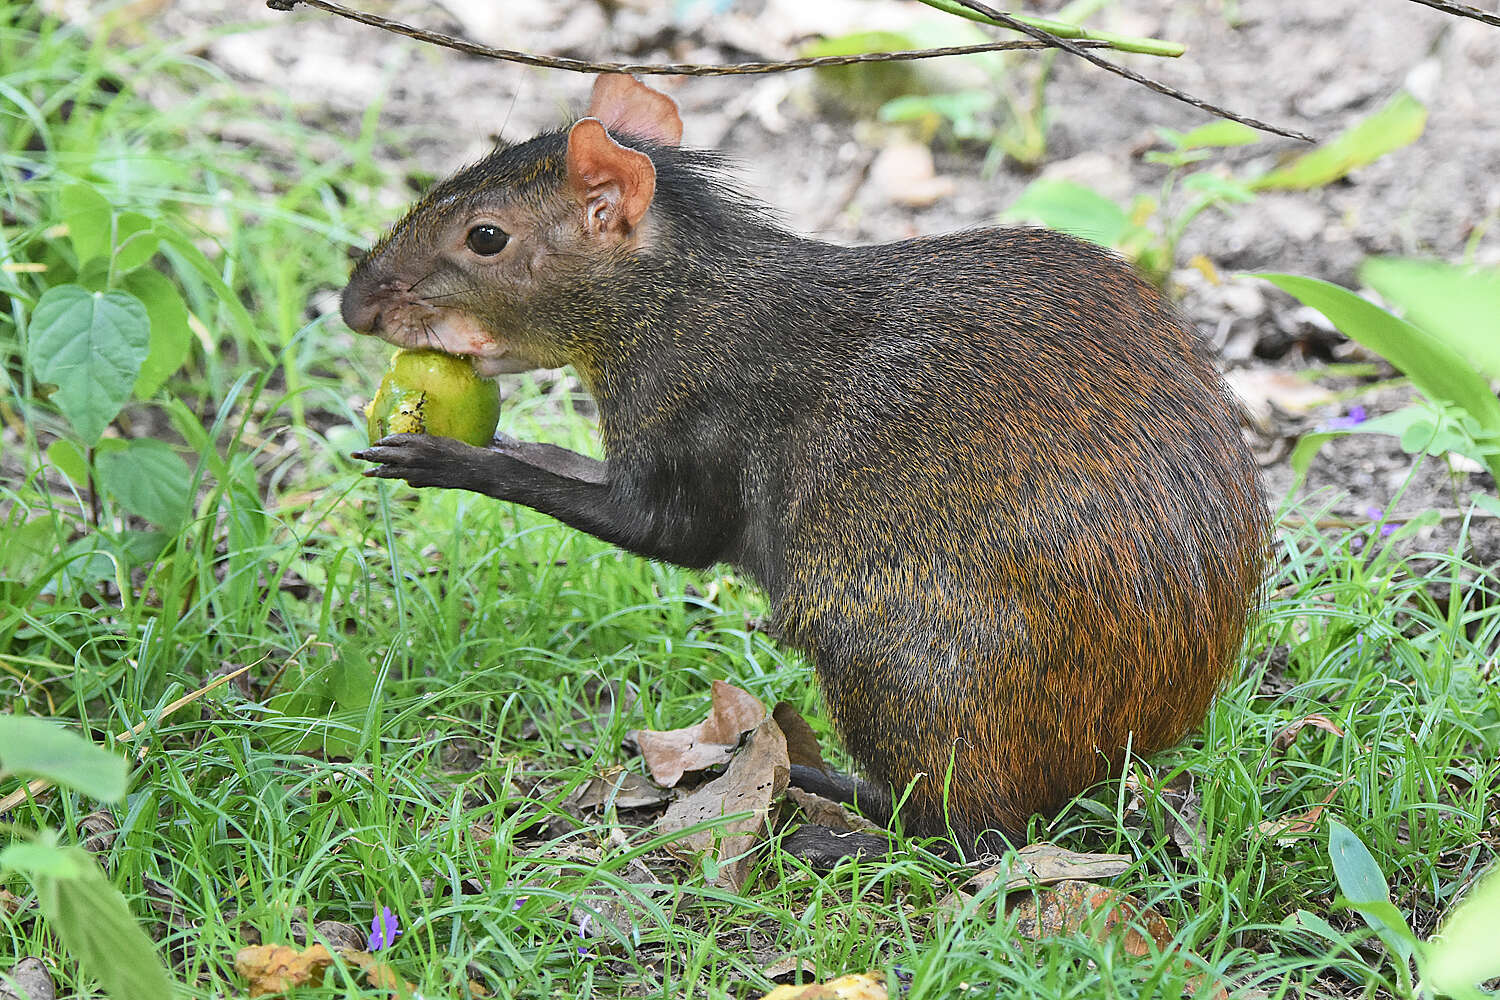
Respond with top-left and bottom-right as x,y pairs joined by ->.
340,75 -> 683,377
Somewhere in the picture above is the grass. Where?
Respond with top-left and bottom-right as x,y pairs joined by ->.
1,7 -> 1497,999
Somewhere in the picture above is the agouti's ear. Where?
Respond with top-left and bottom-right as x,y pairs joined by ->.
567,117 -> 657,237
587,74 -> 683,147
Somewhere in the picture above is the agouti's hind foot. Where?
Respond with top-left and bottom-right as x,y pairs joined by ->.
780,825 -> 893,869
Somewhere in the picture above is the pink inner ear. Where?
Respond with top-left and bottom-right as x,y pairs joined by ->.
587,74 -> 683,147
567,118 -> 658,232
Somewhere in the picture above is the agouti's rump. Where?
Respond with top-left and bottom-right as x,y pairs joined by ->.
346,74 -> 1267,854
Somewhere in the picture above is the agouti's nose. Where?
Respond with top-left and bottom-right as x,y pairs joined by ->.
340,275 -> 381,334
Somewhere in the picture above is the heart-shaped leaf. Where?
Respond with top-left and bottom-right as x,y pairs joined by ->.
28,284 -> 150,445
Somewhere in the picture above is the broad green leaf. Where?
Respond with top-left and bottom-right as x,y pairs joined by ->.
1258,274 -> 1500,479
1001,179 -> 1129,248
1428,867 -> 1500,995
58,183 -> 112,263
35,846 -> 178,1000
880,92 -> 993,140
0,841 -> 89,880
46,438 -> 89,486
1252,92 -> 1425,190
1328,820 -> 1415,963
1359,257 -> 1500,380
0,514 -> 58,585
1473,493 -> 1500,520
27,285 -> 151,445
1170,120 -> 1260,150
0,715 -> 129,800
112,212 -> 160,273
124,268 -> 192,398
96,439 -> 193,532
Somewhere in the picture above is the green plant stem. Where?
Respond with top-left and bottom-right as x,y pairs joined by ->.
914,0 -> 1186,56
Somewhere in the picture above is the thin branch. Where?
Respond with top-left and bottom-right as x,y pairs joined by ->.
1406,0 -> 1500,27
266,0 -> 1313,142
941,0 -> 1314,141
264,0 -> 1112,74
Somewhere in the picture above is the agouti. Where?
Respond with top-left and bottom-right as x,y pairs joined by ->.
346,74 -> 1267,855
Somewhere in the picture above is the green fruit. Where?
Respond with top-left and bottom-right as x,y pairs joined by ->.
365,349 -> 501,447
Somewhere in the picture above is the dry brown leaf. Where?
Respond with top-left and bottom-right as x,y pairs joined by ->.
656,717 -> 789,891
760,972 -> 888,1000
962,843 -> 1133,894
785,786 -> 878,833
0,889 -> 27,915
1271,714 -> 1347,750
339,948 -> 416,999
0,957 -> 55,1000
633,680 -> 767,787
570,770 -> 672,812
1009,880 -> 1172,957
760,953 -> 819,981
1225,367 -> 1336,427
1256,784 -> 1342,842
235,943 -> 336,996
1160,773 -> 1205,861
312,920 -> 365,952
772,701 -> 829,773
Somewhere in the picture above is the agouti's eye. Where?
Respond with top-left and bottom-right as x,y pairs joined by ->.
465,224 -> 509,256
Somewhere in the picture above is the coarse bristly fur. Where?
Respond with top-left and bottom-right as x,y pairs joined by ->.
345,76 -> 1269,856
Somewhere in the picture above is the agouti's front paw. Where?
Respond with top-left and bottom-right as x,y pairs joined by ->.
353,433 -> 494,490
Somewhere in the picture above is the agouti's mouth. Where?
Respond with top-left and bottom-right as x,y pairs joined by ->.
362,303 -> 544,375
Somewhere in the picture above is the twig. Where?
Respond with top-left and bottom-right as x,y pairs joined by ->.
267,0 -> 1312,142
942,0 -> 1313,141
1406,0 -> 1500,27
264,0 -> 1112,73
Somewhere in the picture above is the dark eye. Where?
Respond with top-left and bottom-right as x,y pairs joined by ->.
465,224 -> 509,256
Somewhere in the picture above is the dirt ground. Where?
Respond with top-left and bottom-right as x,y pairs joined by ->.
122,0 -> 1500,560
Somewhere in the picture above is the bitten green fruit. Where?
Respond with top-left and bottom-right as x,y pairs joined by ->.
365,349 -> 501,447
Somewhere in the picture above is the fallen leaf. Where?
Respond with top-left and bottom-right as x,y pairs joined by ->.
234,943 -> 335,996
312,920 -> 364,952
1225,367 -> 1336,428
633,680 -> 767,787
761,953 -> 818,982
569,770 -> 672,813
0,889 -> 26,915
760,971 -> 888,1000
1256,785 -> 1342,843
1009,880 -> 1172,957
961,843 -> 1133,894
0,957 -> 55,1000
78,810 -> 118,854
656,717 -> 789,891
1271,714 -> 1346,750
340,948 -> 416,998
772,702 -> 828,774
1160,773 -> 1205,862
785,786 -> 877,833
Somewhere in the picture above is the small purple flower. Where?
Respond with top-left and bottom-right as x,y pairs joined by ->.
1365,506 -> 1399,536
368,905 -> 401,951
1326,405 -> 1368,431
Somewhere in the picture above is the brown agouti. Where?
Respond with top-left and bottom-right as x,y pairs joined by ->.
346,74 -> 1268,855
